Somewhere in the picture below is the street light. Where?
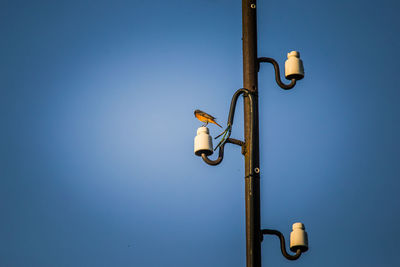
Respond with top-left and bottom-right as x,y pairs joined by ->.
193,1 -> 309,266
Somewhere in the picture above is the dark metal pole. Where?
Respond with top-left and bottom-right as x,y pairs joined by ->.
242,1 -> 261,267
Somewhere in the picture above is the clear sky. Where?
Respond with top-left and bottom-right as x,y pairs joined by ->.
1,0 -> 400,266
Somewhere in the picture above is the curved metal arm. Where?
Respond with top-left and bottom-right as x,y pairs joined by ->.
201,142 -> 225,166
201,88 -> 252,166
227,88 -> 249,126
258,57 -> 296,90
225,88 -> 255,176
261,229 -> 302,261
214,88 -> 249,151
201,138 -> 245,166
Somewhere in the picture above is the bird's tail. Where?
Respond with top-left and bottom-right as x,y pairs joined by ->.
213,121 -> 223,128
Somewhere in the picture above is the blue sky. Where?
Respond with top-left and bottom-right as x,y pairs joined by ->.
1,0 -> 399,266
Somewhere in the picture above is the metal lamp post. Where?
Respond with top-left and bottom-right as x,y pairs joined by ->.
194,1 -> 308,266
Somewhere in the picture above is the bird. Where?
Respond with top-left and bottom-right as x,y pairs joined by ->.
194,109 -> 222,128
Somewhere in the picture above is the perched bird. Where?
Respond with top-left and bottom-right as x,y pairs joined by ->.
194,109 -> 222,128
